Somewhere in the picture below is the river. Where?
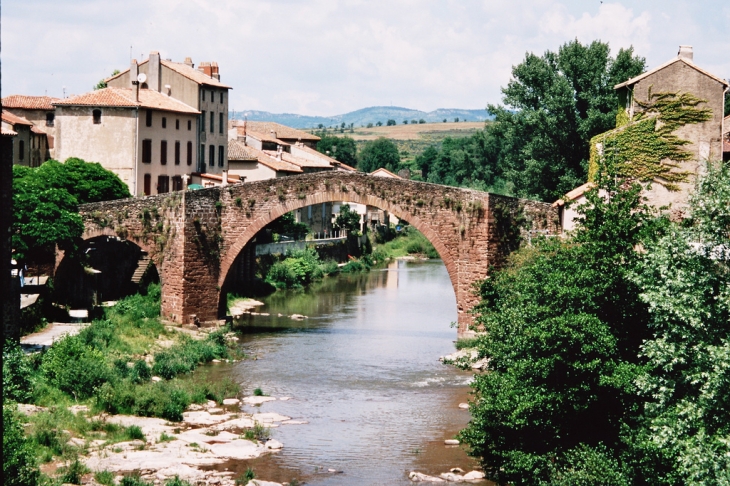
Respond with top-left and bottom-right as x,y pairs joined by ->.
211,259 -> 487,485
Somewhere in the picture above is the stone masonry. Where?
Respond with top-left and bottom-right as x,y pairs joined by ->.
75,172 -> 559,333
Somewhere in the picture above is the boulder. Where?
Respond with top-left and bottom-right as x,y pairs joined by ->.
458,403 -> 469,410
444,439 -> 460,445
439,472 -> 464,481
222,398 -> 240,405
463,471 -> 485,480
265,439 -> 283,450
409,471 -> 446,482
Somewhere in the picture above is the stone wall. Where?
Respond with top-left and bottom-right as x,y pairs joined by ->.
78,172 -> 559,332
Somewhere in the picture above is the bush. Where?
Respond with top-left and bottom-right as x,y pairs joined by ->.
126,425 -> 145,441
59,457 -> 90,485
95,470 -> 116,486
121,474 -> 153,486
40,335 -> 110,399
3,404 -> 40,486
3,340 -> 33,402
152,331 -> 228,380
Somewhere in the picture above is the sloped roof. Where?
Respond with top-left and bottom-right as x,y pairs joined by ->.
228,145 -> 303,173
293,144 -> 357,171
615,57 -> 729,89
244,129 -> 290,145
370,167 -> 401,178
552,182 -> 596,207
106,59 -> 232,89
54,87 -> 199,114
228,139 -> 258,161
2,95 -> 59,110
263,150 -> 332,169
1,111 -> 34,126
2,127 -> 18,136
237,121 -> 320,142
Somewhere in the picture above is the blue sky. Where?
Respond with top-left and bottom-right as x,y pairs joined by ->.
2,0 -> 728,116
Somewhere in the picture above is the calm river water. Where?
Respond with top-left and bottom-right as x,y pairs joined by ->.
212,259 -> 488,485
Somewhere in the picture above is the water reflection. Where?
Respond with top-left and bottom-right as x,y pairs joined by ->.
221,260 -> 486,485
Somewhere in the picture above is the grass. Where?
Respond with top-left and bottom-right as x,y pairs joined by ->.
374,226 -> 439,260
454,337 -> 480,350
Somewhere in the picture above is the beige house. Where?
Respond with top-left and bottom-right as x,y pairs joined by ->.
611,45 -> 728,214
106,52 -> 231,175
54,87 -> 200,196
1,95 -> 58,160
1,111 -> 49,167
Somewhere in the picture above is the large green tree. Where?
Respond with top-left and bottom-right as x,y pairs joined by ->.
460,172 -> 657,484
631,163 -> 730,485
315,133 -> 358,168
12,158 -> 130,261
357,137 -> 400,173
488,40 -> 645,200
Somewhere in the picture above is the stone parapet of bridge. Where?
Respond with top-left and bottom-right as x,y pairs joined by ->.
75,172 -> 559,333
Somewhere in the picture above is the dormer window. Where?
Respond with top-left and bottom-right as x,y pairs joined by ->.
93,109 -> 102,124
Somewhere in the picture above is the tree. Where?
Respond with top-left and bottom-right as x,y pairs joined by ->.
488,40 -> 645,200
315,133 -> 358,168
631,163 -> 730,485
460,171 -> 655,484
94,69 -> 120,90
333,204 -> 361,233
454,117 -> 459,122
264,211 -> 309,242
12,158 -> 130,261
357,137 -> 400,173
376,121 -> 383,127
402,120 -> 409,125
386,119 -> 396,126
419,119 -> 426,124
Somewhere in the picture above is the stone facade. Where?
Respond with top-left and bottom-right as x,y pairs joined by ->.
76,172 -> 559,333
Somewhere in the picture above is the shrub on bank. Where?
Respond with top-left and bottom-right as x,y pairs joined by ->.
3,404 -> 41,486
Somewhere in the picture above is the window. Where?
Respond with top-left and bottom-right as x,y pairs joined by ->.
200,144 -> 206,167
174,141 -> 181,165
186,141 -> 193,166
46,112 -> 55,127
144,174 -> 151,195
210,112 -> 214,133
211,90 -> 214,102
172,175 -> 183,191
19,140 -> 25,160
308,206 -> 312,219
157,175 -> 169,194
218,145 -> 224,167
200,112 -> 206,132
175,119 -> 180,130
93,109 -> 102,124
219,113 -> 223,134
209,144 -> 215,167
187,120 -> 192,131
160,140 -> 167,165
220,92 -> 223,104
146,110 -> 153,127
162,117 -> 167,129
142,139 -> 152,163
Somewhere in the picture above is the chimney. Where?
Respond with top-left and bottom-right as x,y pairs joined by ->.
184,57 -> 194,68
198,62 -> 213,77
678,45 -> 693,62
130,59 -> 138,89
211,62 -> 220,81
149,51 -> 161,91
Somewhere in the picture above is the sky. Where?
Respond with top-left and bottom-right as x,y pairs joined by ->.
2,0 -> 728,116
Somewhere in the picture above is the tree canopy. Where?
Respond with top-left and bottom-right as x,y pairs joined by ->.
12,158 -> 131,261
357,137 -> 400,173
315,133 -> 358,168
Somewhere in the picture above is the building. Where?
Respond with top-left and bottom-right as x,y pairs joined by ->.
723,115 -> 730,162
227,139 -> 302,181
230,121 -> 321,149
1,111 -> 49,167
2,95 -> 58,160
54,87 -> 200,196
610,45 -> 728,214
106,52 -> 231,175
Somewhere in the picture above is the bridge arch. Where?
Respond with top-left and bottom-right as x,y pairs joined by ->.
217,190 -> 457,296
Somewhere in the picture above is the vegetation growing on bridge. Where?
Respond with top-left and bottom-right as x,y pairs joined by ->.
460,162 -> 730,485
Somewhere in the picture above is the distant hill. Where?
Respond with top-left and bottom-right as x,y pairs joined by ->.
230,106 -> 492,129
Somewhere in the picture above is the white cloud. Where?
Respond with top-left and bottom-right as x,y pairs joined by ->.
2,0 -> 727,116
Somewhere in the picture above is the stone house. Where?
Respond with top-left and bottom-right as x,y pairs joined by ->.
105,52 -> 231,175
1,111 -> 48,167
53,87 -> 200,196
610,45 -> 728,214
1,95 -> 58,160
723,115 -> 730,162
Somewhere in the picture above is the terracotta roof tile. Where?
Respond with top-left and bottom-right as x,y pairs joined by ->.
53,88 -> 199,114
370,167 -> 401,178
2,127 -> 18,136
263,150 -> 332,169
228,139 -> 258,161
1,111 -> 34,126
2,95 -> 60,110
615,57 -> 728,89
234,121 -> 319,142
106,59 -> 232,89
230,145 -> 302,173
293,144 -> 357,171
245,129 -> 291,145
552,182 -> 596,207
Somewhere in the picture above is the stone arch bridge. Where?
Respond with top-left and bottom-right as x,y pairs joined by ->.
75,172 -> 559,333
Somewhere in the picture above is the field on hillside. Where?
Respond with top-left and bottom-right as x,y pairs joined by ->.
313,121 -> 488,164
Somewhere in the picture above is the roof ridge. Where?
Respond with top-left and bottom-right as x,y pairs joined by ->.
615,57 -> 729,89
